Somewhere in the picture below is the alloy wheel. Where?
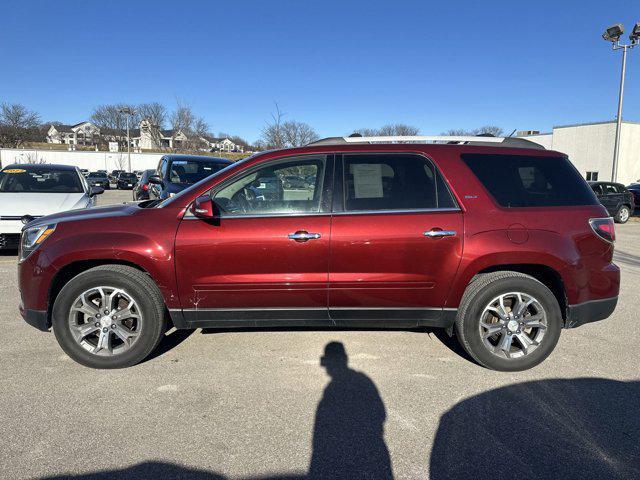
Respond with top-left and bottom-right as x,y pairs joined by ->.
67,286 -> 143,356
478,292 -> 547,359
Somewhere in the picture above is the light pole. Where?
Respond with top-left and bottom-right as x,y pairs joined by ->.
118,107 -> 135,172
602,22 -> 639,182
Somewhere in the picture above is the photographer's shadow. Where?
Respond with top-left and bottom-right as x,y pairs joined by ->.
308,341 -> 393,480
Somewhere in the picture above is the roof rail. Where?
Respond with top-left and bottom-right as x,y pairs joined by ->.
307,135 -> 545,150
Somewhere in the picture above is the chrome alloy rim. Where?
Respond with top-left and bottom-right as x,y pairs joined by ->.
68,286 -> 143,356
620,208 -> 629,222
479,292 -> 547,359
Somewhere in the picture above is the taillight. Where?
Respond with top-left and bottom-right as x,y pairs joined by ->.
589,217 -> 615,243
142,184 -> 149,191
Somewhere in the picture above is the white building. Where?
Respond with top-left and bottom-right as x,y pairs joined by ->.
200,136 -> 244,153
517,120 -> 640,185
131,119 -> 189,150
47,122 -> 102,146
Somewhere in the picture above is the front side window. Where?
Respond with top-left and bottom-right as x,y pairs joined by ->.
342,153 -> 456,211
212,155 -> 327,216
0,168 -> 83,193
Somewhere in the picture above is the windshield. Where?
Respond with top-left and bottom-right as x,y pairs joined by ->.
88,172 -> 106,178
120,173 -> 137,180
168,160 -> 229,185
0,168 -> 83,193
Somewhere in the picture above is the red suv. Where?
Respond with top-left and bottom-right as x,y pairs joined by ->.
17,136 -> 620,371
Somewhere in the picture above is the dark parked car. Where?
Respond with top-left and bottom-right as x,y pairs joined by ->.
109,170 -> 125,183
132,169 -> 156,200
589,181 -> 635,223
116,172 -> 138,190
627,183 -> 640,211
283,175 -> 309,189
18,135 -> 619,370
148,154 -> 232,200
86,171 -> 110,190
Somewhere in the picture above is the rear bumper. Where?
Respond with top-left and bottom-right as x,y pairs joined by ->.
565,296 -> 618,328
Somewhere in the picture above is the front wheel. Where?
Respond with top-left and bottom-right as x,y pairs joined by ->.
615,205 -> 630,224
454,271 -> 562,371
52,265 -> 166,368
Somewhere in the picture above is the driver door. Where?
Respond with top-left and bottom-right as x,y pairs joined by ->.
174,154 -> 333,327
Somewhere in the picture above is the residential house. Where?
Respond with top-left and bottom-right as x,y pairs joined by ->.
201,136 -> 244,153
47,122 -> 102,146
130,119 -> 189,150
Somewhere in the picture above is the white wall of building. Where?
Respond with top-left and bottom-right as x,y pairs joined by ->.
0,148 -> 163,172
618,123 -> 640,184
519,121 -> 640,185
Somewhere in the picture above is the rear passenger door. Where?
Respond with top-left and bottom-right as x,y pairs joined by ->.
328,152 -> 463,327
601,183 -> 622,215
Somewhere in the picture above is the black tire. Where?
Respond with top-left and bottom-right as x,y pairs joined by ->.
614,205 -> 631,224
52,265 -> 166,369
454,271 -> 562,371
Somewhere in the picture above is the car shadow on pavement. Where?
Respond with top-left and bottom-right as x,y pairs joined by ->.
614,250 -> 640,268
429,377 -> 640,480
141,327 -> 196,363
38,341 -> 394,480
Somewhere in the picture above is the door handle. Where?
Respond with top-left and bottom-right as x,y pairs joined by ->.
288,231 -> 322,242
423,229 -> 457,238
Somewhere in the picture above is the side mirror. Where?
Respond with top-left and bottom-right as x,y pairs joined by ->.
190,195 -> 215,219
148,174 -> 162,185
90,186 -> 104,197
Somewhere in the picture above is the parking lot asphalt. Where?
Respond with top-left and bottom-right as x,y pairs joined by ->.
0,189 -> 638,480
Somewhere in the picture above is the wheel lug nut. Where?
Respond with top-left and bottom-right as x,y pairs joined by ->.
102,327 -> 108,333
96,314 -> 101,318
94,322 -> 100,327
104,310 -> 109,315
111,324 -> 116,329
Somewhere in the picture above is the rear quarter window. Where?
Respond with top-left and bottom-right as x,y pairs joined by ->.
461,154 -> 599,207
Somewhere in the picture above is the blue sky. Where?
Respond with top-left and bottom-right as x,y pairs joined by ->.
1,0 -> 639,142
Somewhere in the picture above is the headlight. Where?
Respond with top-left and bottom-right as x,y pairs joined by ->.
19,224 -> 56,262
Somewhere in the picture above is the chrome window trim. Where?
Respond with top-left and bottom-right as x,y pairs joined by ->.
332,207 -> 461,216
182,212 -> 332,220
182,208 -> 459,220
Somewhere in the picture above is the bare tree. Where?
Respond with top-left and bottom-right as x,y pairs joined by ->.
282,121 -> 319,147
377,124 -> 420,136
20,151 -> 47,164
260,103 -> 286,150
168,99 -> 211,150
353,124 -> 420,137
441,128 -> 472,136
91,104 -> 140,131
0,103 -> 42,147
441,126 -> 504,137
137,102 -> 167,128
474,125 -> 504,136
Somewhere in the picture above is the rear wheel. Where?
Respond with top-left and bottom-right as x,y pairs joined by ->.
615,205 -> 630,224
454,271 -> 562,371
52,265 -> 166,369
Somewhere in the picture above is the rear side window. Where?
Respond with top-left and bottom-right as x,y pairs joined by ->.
343,153 -> 456,211
462,154 -> 598,207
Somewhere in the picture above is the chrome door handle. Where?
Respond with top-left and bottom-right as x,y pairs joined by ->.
423,230 -> 457,238
288,231 -> 322,242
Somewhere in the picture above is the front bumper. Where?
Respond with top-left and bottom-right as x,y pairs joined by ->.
565,296 -> 618,328
20,306 -> 49,331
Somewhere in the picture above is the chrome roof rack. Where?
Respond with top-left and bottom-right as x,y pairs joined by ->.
307,135 -> 545,150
